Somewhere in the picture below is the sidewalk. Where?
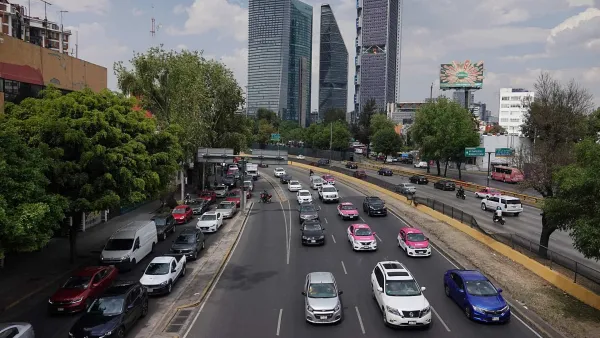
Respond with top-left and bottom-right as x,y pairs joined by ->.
0,201 -> 162,314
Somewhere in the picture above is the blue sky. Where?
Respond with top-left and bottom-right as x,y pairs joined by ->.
14,0 -> 600,114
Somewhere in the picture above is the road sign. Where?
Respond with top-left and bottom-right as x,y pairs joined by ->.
495,148 -> 514,157
197,148 -> 235,163
271,133 -> 280,141
250,149 -> 288,165
464,147 -> 485,157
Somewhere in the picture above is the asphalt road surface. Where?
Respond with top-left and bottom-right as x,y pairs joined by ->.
186,166 -> 542,338
330,162 -> 600,274
0,178 -> 271,338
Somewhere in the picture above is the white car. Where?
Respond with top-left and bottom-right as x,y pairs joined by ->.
196,211 -> 224,233
481,195 -> 523,216
216,201 -> 237,218
297,190 -> 313,204
288,180 -> 302,192
140,255 -> 186,295
318,184 -> 339,203
274,167 -> 286,177
414,161 -> 428,168
371,261 -> 431,328
296,155 -> 305,160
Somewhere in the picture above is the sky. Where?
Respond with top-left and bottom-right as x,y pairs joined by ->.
13,0 -> 600,115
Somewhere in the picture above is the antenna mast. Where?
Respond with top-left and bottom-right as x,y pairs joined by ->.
150,4 -> 155,37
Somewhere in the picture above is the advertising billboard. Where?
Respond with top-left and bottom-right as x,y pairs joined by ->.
440,60 -> 484,90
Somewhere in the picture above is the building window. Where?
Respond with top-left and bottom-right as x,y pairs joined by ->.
3,80 -> 20,102
0,78 -> 4,92
500,118 -> 509,122
510,118 -> 520,123
501,96 -> 510,100
500,104 -> 510,108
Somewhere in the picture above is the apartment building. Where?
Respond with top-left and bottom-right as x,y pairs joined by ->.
498,88 -> 534,135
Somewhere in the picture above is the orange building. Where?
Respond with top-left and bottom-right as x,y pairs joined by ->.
0,33 -> 107,112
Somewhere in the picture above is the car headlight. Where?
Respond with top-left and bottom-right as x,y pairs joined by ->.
121,254 -> 130,260
69,333 -> 74,337
473,305 -> 485,313
369,206 -> 375,209
71,297 -> 84,304
422,306 -> 431,314
306,305 -> 314,312
160,281 -> 169,286
99,331 -> 112,338
334,303 -> 340,311
318,236 -> 325,239
48,299 -> 53,304
500,304 -> 510,312
302,236 -> 308,239
386,305 -> 401,316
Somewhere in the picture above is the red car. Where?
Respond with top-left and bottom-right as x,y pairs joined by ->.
198,190 -> 217,204
322,174 -> 336,185
225,189 -> 250,207
354,170 -> 367,179
48,266 -> 118,313
337,202 -> 359,220
172,205 -> 193,224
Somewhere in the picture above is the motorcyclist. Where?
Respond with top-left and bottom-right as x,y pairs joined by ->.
260,189 -> 270,202
309,169 -> 314,177
457,186 -> 465,197
185,193 -> 191,203
493,206 -> 503,223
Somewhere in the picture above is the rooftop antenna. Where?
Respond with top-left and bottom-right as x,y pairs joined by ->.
39,0 -> 52,48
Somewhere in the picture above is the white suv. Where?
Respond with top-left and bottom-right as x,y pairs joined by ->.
371,261 -> 432,328
318,184 -> 339,203
481,195 -> 523,216
273,167 -> 286,177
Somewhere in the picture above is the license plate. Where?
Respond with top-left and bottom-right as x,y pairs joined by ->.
408,321 -> 416,325
57,308 -> 64,311
492,317 -> 499,321
320,316 -> 327,320
350,215 -> 355,218
311,240 -> 316,243
146,288 -> 153,292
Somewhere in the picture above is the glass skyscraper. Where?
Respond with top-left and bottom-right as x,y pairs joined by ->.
287,0 -> 313,126
355,0 -> 400,113
247,0 -> 291,117
318,4 -> 348,115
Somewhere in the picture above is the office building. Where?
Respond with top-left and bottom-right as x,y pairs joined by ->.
386,102 -> 425,125
318,4 -> 348,115
355,0 -> 400,113
247,0 -> 291,117
452,89 -> 475,108
287,0 -> 312,126
498,88 -> 535,135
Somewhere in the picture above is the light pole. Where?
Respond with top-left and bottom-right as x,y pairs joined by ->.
59,10 -> 68,53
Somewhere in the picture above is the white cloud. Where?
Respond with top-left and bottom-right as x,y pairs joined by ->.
131,8 -> 144,17
219,48 -> 248,89
176,44 -> 188,51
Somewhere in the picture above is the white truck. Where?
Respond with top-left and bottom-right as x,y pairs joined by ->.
246,163 -> 259,180
139,254 -> 186,295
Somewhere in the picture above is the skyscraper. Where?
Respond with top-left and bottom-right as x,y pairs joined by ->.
318,4 -> 348,115
247,0 -> 291,117
287,0 -> 313,126
355,0 -> 401,113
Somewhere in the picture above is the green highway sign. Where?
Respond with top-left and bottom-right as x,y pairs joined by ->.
271,133 -> 281,141
465,147 -> 485,157
495,148 -> 514,157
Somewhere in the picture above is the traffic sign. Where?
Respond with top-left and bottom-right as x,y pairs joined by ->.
495,148 -> 514,157
271,133 -> 280,141
465,147 -> 485,157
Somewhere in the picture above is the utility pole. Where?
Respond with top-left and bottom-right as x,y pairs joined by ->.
59,10 -> 67,53
329,122 -> 333,172
240,158 -> 246,212
430,82 -> 433,101
39,0 -> 52,48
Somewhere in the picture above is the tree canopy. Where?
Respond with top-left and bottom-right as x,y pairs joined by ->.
371,129 -> 403,156
370,113 -> 396,136
323,108 -> 346,124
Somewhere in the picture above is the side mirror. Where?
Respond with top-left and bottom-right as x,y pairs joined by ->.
301,291 -> 306,296
458,288 -> 465,293
377,286 -> 383,293
338,290 -> 343,295
171,268 -> 177,273
127,304 -> 134,311
421,286 -> 426,291
372,232 -> 377,235
497,288 -> 503,293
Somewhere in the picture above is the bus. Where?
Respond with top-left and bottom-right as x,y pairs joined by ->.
491,166 -> 524,183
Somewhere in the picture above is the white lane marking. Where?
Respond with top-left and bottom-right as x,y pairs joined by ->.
268,175 -> 292,265
355,306 -> 366,334
182,204 -> 254,338
341,261 -> 348,274
276,308 -> 283,336
375,233 -> 383,242
324,217 -> 328,224
360,216 -> 366,222
331,234 -> 337,243
431,306 -> 451,332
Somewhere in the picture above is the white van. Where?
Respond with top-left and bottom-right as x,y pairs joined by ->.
100,221 -> 158,270
481,195 -> 523,216
310,176 -> 324,190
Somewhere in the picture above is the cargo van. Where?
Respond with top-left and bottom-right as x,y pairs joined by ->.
100,221 -> 158,270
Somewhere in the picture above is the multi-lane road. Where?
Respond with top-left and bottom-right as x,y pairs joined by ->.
185,166 -> 543,338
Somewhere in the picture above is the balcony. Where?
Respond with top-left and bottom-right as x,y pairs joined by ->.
357,0 -> 362,9
355,55 -> 361,66
356,17 -> 362,29
354,75 -> 360,85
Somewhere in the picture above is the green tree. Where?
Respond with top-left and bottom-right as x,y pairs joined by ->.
0,127 -> 67,262
372,129 -> 403,157
4,88 -> 183,262
486,124 -> 506,134
443,103 -> 481,179
411,98 -> 449,175
352,98 -> 378,151
328,121 -> 352,150
370,113 -> 396,136
323,108 -> 346,124
543,139 -> 600,260
256,107 -> 280,128
256,119 -> 277,147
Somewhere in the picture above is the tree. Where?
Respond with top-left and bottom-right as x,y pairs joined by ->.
486,124 -> 506,134
372,129 -> 403,157
328,121 -> 352,150
443,103 -> 481,179
323,108 -> 346,124
352,98 -> 377,151
520,72 -> 594,256
256,107 -> 280,128
0,126 -> 67,263
4,88 -> 183,262
370,113 -> 396,137
411,99 -> 449,175
256,119 -> 277,147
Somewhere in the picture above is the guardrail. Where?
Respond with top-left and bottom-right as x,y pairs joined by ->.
295,158 -> 600,294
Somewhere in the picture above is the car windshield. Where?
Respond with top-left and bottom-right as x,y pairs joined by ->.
340,205 -> 355,210
300,205 -> 316,212
303,224 -> 321,231
173,208 -> 186,214
313,178 -> 323,183
322,187 -> 336,193
145,262 -> 170,275
244,182 -> 251,186
276,168 -> 284,171
354,228 -> 372,236
175,234 -> 195,244
289,181 -> 300,185
153,218 -> 167,226
62,275 -> 91,289
188,200 -> 201,205
104,238 -> 133,251
299,191 -> 310,196
307,283 -> 337,298
369,199 -> 383,205
385,280 -> 422,296
404,184 -> 415,188
88,296 -> 124,316
225,175 -> 235,179
219,203 -> 233,209
201,214 -> 217,221
407,233 -> 426,242
465,280 -> 498,296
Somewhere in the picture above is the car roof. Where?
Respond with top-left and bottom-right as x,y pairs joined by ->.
219,201 -> 235,206
150,256 -> 175,264
298,189 -> 310,193
174,205 -> 187,209
340,202 -> 353,206
289,180 -> 300,183
454,269 -> 487,281
74,266 -> 107,276
202,211 -> 218,215
215,185 -> 226,188
401,227 -> 423,234
351,223 -> 370,229
367,196 -> 382,200
103,281 -> 139,297
321,184 -> 335,188
499,196 -> 520,200
111,221 -> 152,238
307,272 -> 335,284
0,323 -> 32,331
275,167 -> 284,170
378,261 -> 414,280
179,229 -> 199,235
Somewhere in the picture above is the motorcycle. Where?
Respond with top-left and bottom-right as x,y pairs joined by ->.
260,193 -> 272,203
456,190 -> 466,200
493,215 -> 505,225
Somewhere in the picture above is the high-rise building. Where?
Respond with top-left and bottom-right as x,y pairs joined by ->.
498,88 -> 535,135
247,0 -> 291,117
355,0 -> 401,113
453,89 -> 475,108
287,0 -> 312,126
318,4 -> 348,115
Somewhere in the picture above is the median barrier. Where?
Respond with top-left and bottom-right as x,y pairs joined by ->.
290,161 -> 600,310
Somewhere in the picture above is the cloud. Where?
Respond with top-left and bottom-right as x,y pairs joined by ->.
131,8 -> 144,17
176,44 -> 188,51
166,0 -> 248,42
219,48 -> 248,89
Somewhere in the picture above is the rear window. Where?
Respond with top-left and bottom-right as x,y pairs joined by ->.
505,199 -> 521,204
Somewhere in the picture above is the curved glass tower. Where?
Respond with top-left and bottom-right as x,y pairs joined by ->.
287,0 -> 313,126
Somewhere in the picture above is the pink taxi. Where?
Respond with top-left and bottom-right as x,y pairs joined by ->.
347,224 -> 377,251
475,187 -> 501,199
322,174 -> 336,185
397,227 -> 431,257
337,202 -> 359,220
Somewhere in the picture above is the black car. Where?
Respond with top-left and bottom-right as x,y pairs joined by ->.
301,221 -> 326,245
69,281 -> 148,338
280,174 -> 292,184
434,180 -> 456,191
345,162 -> 358,169
362,196 -> 387,216
170,229 -> 205,260
317,159 -> 330,166
258,163 -> 269,168
222,175 -> 237,188
378,168 -> 393,176
188,199 -> 209,215
151,213 -> 176,241
299,203 -> 320,223
409,175 -> 429,185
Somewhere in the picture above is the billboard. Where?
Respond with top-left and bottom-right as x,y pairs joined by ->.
440,60 -> 484,90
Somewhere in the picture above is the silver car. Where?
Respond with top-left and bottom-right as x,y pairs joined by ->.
214,185 -> 228,198
0,323 -> 35,338
396,183 -> 417,195
216,201 -> 237,218
302,272 -> 343,324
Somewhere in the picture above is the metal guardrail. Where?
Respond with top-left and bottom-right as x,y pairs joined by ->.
295,158 -> 600,294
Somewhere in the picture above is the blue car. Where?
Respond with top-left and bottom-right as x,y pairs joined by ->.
443,269 -> 510,323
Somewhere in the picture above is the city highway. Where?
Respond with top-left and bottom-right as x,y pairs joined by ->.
326,162 -> 600,273
185,166 -> 542,338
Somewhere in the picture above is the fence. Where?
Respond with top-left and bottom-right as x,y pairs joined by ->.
296,158 -> 600,294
